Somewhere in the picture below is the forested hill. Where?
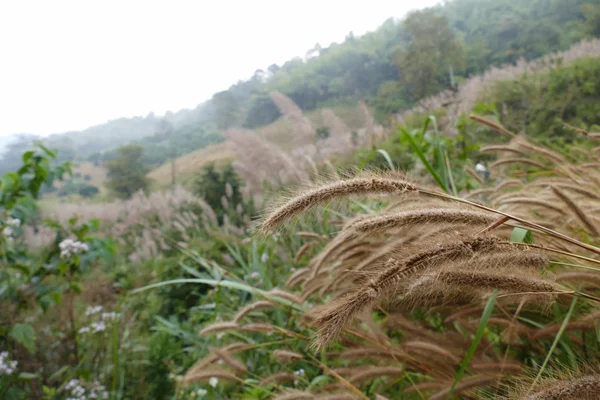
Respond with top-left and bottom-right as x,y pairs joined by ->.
1,0 -> 597,173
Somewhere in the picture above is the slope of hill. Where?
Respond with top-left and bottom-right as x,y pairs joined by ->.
147,103 -> 367,185
2,0 -> 596,177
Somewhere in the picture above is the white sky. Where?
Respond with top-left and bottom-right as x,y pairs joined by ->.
0,0 -> 439,137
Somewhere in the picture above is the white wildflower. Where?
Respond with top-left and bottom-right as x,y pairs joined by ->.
59,238 -> 89,259
6,217 -> 20,227
78,326 -> 91,334
3,227 -> 13,237
91,321 -> 106,333
101,312 -> 120,320
0,351 -> 17,376
209,377 -> 219,388
65,379 -> 80,390
85,305 -> 103,316
260,252 -> 268,263
196,388 -> 208,397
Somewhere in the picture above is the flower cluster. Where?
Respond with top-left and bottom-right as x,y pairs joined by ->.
2,217 -> 20,242
293,368 -> 305,386
64,379 -> 108,400
59,238 -> 89,259
85,305 -> 103,316
79,305 -> 120,335
0,351 -> 18,376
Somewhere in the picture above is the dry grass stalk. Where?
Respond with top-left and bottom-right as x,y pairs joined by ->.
347,366 -> 404,384
268,289 -> 304,305
209,347 -> 247,373
233,300 -> 274,323
490,158 -> 547,170
273,350 -> 304,363
551,186 -> 600,236
182,368 -> 238,386
273,392 -> 315,400
311,237 -> 514,349
260,372 -> 297,386
295,241 -> 319,262
260,173 -> 417,232
429,375 -> 499,400
199,321 -> 239,335
525,374 -> 600,400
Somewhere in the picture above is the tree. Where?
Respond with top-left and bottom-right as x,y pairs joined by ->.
192,163 -> 245,224
212,90 -> 240,130
104,144 -> 151,199
394,10 -> 465,102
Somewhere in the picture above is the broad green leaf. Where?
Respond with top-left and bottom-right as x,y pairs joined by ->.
399,125 -> 448,192
10,323 -> 36,354
18,372 -> 39,380
510,227 -> 535,244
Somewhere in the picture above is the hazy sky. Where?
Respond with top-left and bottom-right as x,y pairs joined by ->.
0,0 -> 439,137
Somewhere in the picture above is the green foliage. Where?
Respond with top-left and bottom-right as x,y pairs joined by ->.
393,9 -> 465,102
315,126 -> 330,140
105,144 -> 151,199
57,180 -> 100,198
489,56 -> 600,142
9,324 -> 36,354
0,146 -> 114,399
191,163 -> 248,224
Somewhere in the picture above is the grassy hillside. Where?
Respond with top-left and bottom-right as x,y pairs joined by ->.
2,0 -> 596,179
147,103 -> 367,185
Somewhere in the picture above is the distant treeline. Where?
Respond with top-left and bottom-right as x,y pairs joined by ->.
1,0 -> 597,174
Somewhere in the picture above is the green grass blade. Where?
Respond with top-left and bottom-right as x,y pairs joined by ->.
358,149 -> 377,169
376,149 -> 394,170
444,150 -> 458,196
399,125 -> 448,192
130,278 -> 307,312
528,294 -> 578,393
445,290 -> 497,399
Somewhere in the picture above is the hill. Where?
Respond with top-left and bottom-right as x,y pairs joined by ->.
1,0 -> 596,177
147,103 -> 368,185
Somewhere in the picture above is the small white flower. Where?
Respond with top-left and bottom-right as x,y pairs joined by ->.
6,217 -> 20,227
59,238 -> 89,259
294,368 -> 305,376
260,252 -> 268,263
85,305 -> 103,316
209,377 -> 219,388
216,332 -> 225,340
249,272 -> 260,280
101,312 -> 120,320
78,326 -> 91,334
3,227 -> 13,237
196,388 -> 208,397
91,321 -> 106,333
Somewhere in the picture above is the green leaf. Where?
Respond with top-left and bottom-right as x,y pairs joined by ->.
445,290 -> 497,399
399,125 -> 448,192
18,372 -> 39,380
376,149 -> 394,169
10,323 -> 36,354
358,149 -> 377,169
529,295 -> 578,393
510,227 -> 535,244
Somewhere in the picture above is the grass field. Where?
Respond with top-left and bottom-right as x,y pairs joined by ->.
147,103 -> 365,185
